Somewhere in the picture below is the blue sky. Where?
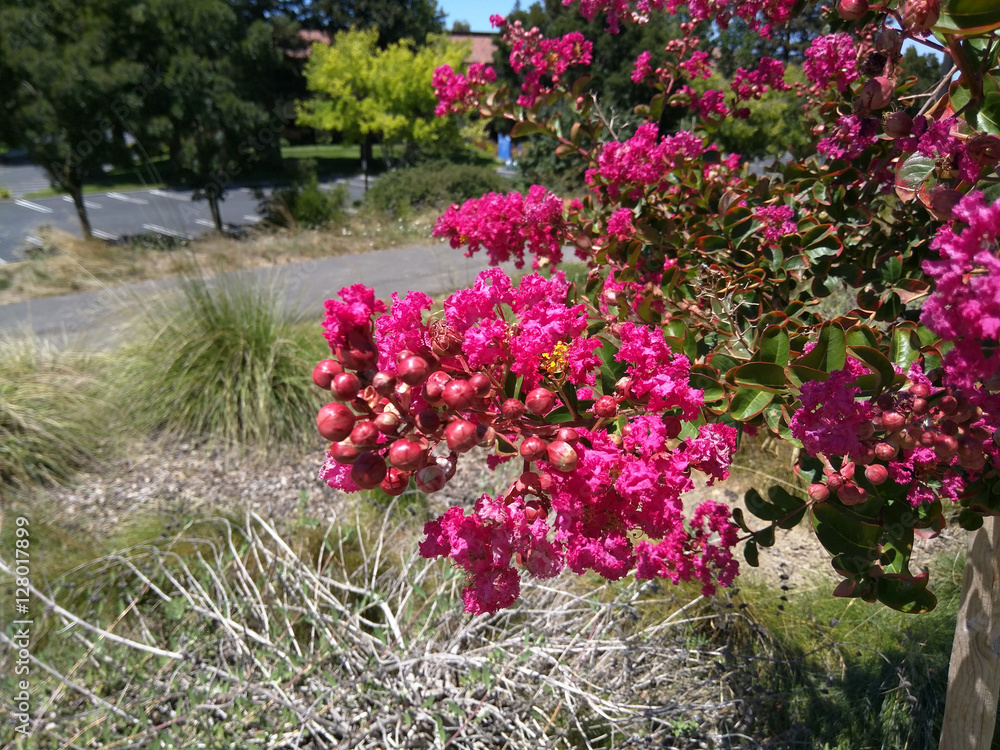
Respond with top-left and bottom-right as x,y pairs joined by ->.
438,0 -> 517,32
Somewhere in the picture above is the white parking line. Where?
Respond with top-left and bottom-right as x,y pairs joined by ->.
142,223 -> 192,239
15,199 -> 53,213
195,219 -> 217,228
92,229 -> 119,241
62,196 -> 102,209
25,235 -> 43,246
148,189 -> 188,201
243,214 -> 262,223
107,192 -> 149,205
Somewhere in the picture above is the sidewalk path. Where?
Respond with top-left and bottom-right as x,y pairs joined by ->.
0,243 -> 511,348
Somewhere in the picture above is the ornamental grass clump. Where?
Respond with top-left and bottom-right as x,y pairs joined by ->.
115,275 -> 326,450
0,337 -> 109,491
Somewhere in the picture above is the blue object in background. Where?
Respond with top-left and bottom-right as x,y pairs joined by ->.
497,134 -> 512,164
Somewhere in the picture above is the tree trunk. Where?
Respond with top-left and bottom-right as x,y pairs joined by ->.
209,193 -> 223,233
68,185 -> 93,239
362,133 -> 371,193
940,516 -> 1000,749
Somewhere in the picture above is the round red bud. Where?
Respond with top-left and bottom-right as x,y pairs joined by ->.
883,112 -> 913,141
838,482 -> 869,505
329,440 -> 361,465
520,436 -> 548,462
525,387 -> 556,416
939,394 -> 958,415
469,373 -> 493,397
524,502 -> 544,522
864,464 -> 888,485
875,442 -> 898,461
395,349 -> 416,365
857,421 -> 875,441
881,411 -> 906,433
663,416 -> 683,440
934,434 -> 958,461
827,473 -> 846,492
901,0 -> 940,34
332,372 -> 362,402
349,420 -> 379,450
912,398 -> 928,416
351,452 -> 387,489
436,454 -> 458,480
371,371 -> 396,396
445,419 -> 478,453
547,440 -> 578,472
859,76 -> 893,111
381,468 -> 410,496
594,395 -> 618,419
501,398 -> 526,421
876,28 -> 902,57
919,430 -> 936,447
414,464 -> 447,493
910,383 -> 930,398
398,355 -> 431,386
415,409 -> 441,434
374,411 -> 400,436
388,439 -> 425,472
898,429 -> 917,450
556,427 -> 579,444
443,379 -> 476,411
808,483 -> 831,502
312,359 -> 344,389
317,402 -> 356,442
838,0 -> 868,20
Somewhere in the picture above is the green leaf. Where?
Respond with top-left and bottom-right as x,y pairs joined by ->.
729,386 -> 774,420
733,362 -> 788,393
876,572 -> 937,613
745,488 -> 785,522
937,0 -> 1000,33
812,503 -> 881,568
796,323 -> 847,374
849,345 -> 896,393
690,366 -> 725,404
510,121 -> 548,138
977,75 -> 1000,137
744,538 -> 760,567
754,525 -> 775,548
890,327 -> 920,370
755,324 -> 790,365
895,153 -> 936,202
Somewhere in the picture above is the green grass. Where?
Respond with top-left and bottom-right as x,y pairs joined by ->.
111,273 -> 328,450
0,337 -> 112,492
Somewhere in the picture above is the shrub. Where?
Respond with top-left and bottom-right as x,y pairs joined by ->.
262,173 -> 347,230
114,275 -> 327,449
366,162 -> 507,217
0,338 -> 109,490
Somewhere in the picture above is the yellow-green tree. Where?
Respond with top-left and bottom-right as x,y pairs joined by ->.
297,28 -> 468,187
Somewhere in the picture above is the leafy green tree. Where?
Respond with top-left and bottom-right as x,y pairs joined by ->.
0,0 -> 146,237
713,0 -> 826,78
302,0 -> 446,46
297,27 -> 468,188
129,0 -> 286,231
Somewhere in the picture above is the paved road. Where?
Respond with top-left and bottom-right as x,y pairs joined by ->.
0,175 -> 371,263
0,243 -> 517,349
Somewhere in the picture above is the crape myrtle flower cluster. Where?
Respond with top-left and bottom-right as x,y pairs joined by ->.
432,63 -> 497,117
313,268 -> 741,614
566,0 -> 796,35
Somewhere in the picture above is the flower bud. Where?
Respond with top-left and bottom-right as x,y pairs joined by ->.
371,371 -> 396,396
445,418 -> 478,453
429,320 -> 464,357
881,411 -> 906,433
332,372 -> 362,402
520,436 -> 548,462
557,427 -> 579,444
841,461 -> 856,480
415,464 -> 447,493
415,409 -> 441,434
436,453 -> 458,480
423,370 -> 451,404
838,481 -> 868,505
525,387 -> 556,415
859,76 -> 894,111
350,420 -> 379,450
312,359 -> 344,389
882,111 -> 913,139
838,0 -> 868,20
381,467 -> 410,496
351,452 -> 387,489
329,439 -> 361,465
927,187 -> 963,220
374,411 -> 401,436
808,483 -> 830,502
398,355 -> 431,386
864,464 -> 888,485
875,442 -> 898,461
594,395 -> 618,419
469,372 -> 493,396
969,134 -> 1000,165
317,402 -> 357,442
389,439 -> 425,471
934,433 -> 958,461
827,473 -> 846,491
901,0 -> 940,34
501,398 -> 526,421
546,440 -> 578,472
475,424 -> 496,447
443,379 -> 476,411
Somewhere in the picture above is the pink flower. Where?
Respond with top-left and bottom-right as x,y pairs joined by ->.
503,22 -> 593,107
732,57 -> 789,102
753,204 -> 796,244
616,321 -> 704,416
432,63 -> 497,117
817,115 -> 878,161
321,284 -> 386,350
608,207 -> 636,240
790,368 -> 874,458
632,50 -> 653,83
804,33 -> 858,92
